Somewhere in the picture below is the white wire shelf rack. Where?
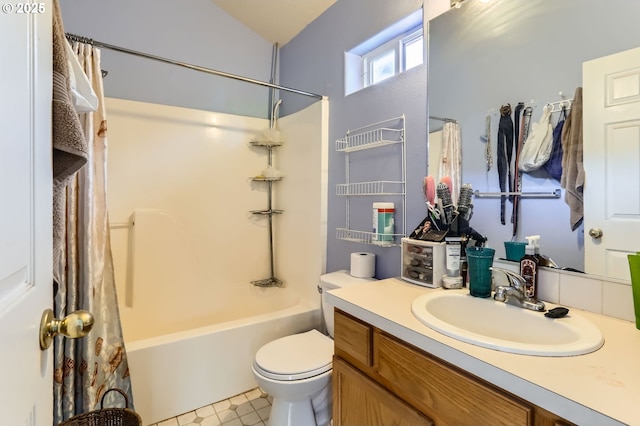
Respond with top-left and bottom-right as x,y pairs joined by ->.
336,115 -> 406,247
336,181 -> 405,196
336,127 -> 404,152
336,228 -> 403,246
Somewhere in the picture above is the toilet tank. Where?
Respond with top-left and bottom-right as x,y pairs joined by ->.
320,270 -> 376,337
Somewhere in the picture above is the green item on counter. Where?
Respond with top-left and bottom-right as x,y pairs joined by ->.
466,247 -> 495,298
504,241 -> 526,262
628,253 -> 640,330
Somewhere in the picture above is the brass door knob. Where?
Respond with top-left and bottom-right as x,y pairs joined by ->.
39,308 -> 94,350
588,228 -> 603,239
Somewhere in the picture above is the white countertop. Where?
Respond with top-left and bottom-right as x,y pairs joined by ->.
327,277 -> 640,426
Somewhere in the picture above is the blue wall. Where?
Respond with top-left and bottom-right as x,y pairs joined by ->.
59,0 -> 275,118
280,0 -> 427,279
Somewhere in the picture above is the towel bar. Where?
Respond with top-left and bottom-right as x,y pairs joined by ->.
473,189 -> 561,199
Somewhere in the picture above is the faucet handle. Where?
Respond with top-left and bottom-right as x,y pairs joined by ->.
490,267 -> 526,291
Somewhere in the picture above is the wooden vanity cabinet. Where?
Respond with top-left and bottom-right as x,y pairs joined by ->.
333,309 -> 575,426
333,357 -> 435,426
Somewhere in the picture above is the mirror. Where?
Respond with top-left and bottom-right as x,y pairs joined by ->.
428,0 -> 640,272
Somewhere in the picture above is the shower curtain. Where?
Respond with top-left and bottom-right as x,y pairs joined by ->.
52,28 -> 134,423
438,121 -> 462,206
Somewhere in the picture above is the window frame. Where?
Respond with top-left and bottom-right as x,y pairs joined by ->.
361,25 -> 424,89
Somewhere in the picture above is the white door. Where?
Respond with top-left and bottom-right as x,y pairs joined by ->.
583,47 -> 640,281
0,3 -> 54,425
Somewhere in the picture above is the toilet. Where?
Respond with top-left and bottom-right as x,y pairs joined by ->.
252,270 -> 376,426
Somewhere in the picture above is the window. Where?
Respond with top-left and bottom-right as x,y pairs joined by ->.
370,50 -> 396,85
345,10 -> 424,96
403,29 -> 424,71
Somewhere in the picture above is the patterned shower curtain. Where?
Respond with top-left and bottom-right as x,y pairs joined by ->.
52,38 -> 134,423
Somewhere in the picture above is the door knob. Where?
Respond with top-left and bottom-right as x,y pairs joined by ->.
588,228 -> 603,239
39,308 -> 94,350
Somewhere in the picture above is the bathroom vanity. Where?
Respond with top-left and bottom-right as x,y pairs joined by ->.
327,278 -> 640,426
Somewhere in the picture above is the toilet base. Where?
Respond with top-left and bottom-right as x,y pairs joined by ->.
252,365 -> 332,426
269,397 -> 317,426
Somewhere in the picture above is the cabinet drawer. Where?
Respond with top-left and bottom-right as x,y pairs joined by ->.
373,330 -> 533,426
333,356 -> 434,426
334,309 -> 372,368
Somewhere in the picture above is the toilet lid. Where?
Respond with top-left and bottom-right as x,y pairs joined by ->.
254,329 -> 333,381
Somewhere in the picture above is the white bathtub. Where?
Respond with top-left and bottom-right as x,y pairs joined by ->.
125,295 -> 320,425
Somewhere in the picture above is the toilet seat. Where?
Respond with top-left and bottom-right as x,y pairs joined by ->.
254,329 -> 333,381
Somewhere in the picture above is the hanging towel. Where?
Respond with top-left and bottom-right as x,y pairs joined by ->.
52,0 -> 88,279
66,40 -> 98,113
560,87 -> 585,231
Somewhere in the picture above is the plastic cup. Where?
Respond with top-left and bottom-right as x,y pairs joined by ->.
627,254 -> 640,330
504,241 -> 526,262
466,247 -> 495,298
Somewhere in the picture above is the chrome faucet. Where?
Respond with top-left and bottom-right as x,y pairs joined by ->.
491,268 -> 546,312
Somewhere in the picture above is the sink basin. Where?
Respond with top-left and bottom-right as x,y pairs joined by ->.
411,290 -> 604,356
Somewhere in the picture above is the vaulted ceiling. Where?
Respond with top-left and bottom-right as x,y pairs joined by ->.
212,0 -> 337,46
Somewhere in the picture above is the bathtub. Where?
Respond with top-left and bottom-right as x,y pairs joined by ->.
125,295 -> 320,425
108,210 -> 324,424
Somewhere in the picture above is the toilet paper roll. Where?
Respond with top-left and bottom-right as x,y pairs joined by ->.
350,252 -> 376,278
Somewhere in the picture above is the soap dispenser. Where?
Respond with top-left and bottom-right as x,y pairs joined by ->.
532,235 -> 557,268
520,235 -> 540,298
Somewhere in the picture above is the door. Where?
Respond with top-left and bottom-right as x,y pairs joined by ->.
583,47 -> 640,281
0,2 -> 53,425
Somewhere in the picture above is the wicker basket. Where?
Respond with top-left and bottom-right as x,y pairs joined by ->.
59,388 -> 142,426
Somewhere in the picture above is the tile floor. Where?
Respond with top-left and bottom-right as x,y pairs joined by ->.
149,388 -> 271,426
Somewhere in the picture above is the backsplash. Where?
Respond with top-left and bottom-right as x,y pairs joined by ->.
493,260 -> 635,323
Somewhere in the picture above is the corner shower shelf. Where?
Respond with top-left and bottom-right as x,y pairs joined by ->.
251,277 -> 283,287
336,115 -> 406,247
249,122 -> 284,288
251,176 -> 283,182
250,139 -> 284,147
250,209 -> 284,215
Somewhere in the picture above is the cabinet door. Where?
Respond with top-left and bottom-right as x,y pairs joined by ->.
333,356 -> 434,426
334,309 -> 373,368
374,331 -> 533,426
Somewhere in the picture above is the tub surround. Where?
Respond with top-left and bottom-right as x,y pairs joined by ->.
326,278 -> 640,426
104,98 -> 329,424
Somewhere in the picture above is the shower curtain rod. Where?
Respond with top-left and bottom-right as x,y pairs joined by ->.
65,33 -> 323,99
429,115 -> 457,123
